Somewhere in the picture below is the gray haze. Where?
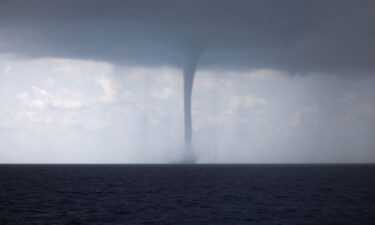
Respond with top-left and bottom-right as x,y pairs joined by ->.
0,0 -> 374,163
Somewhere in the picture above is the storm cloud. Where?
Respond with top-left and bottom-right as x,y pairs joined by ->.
0,0 -> 374,75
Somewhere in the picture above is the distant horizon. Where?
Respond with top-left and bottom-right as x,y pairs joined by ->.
1,162 -> 375,165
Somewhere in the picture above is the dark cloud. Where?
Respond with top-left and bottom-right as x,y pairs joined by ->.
0,0 -> 374,75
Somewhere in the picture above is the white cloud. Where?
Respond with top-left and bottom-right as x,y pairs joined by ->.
226,94 -> 267,113
0,108 -> 51,130
4,65 -> 11,76
17,86 -> 83,110
198,94 -> 267,128
152,87 -> 174,100
42,58 -> 113,79
246,69 -> 287,80
95,76 -> 119,103
243,96 -> 267,109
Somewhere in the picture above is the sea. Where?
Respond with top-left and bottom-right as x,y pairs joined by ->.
0,164 -> 374,225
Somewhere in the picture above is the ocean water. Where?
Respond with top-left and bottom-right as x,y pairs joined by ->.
0,164 -> 374,225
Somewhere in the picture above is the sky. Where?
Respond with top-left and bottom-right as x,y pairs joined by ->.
0,0 -> 374,163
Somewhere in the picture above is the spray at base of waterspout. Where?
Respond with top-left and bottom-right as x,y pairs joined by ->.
181,146 -> 197,164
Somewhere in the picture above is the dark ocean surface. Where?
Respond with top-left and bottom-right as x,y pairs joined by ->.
0,164 -> 374,225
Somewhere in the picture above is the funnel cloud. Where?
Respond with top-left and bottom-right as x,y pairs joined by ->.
182,49 -> 203,162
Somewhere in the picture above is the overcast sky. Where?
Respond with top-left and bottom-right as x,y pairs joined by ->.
0,0 -> 374,163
